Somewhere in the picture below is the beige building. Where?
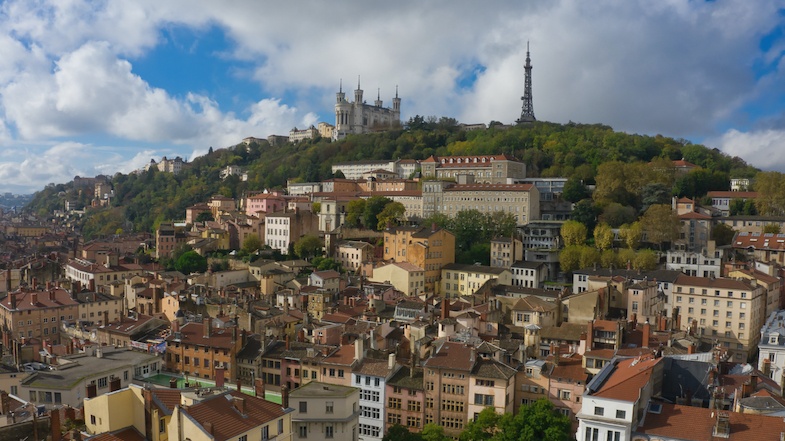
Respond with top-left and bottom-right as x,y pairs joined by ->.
289,125 -> 318,143
368,262 -> 425,297
441,263 -> 512,298
335,241 -> 374,272
334,81 -> 400,139
423,341 -> 474,437
289,381 -> 360,441
383,226 -> 456,294
490,237 -> 522,268
422,176 -> 540,225
420,154 -> 526,184
673,274 -> 765,361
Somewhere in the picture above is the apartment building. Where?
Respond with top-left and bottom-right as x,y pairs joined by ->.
335,241 -> 374,272
510,261 -> 547,289
440,263 -> 512,298
385,365 -> 425,433
383,225 -> 455,294
467,355 -> 516,419
514,359 -> 551,414
423,341 -> 475,437
0,288 -> 80,347
421,177 -> 540,225
164,318 -> 244,382
353,355 -> 398,441
758,310 -> 785,387
265,209 -> 319,253
290,381 -> 361,441
420,154 -> 526,184
245,191 -> 286,216
155,222 -> 188,259
673,274 -> 765,361
368,262 -> 425,297
490,236 -> 522,268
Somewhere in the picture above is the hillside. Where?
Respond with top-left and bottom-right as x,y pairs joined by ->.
25,118 -> 759,239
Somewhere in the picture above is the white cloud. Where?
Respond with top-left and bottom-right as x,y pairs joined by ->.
712,129 -> 785,171
0,0 -> 783,193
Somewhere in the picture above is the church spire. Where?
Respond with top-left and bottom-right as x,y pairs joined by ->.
339,78 -> 343,93
517,41 -> 536,124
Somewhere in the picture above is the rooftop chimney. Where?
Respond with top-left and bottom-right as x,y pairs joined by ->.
388,352 -> 396,371
169,377 -> 178,389
642,321 -> 651,348
86,383 -> 97,399
10,293 -> 16,310
442,299 -> 450,320
203,317 -> 211,338
586,320 -> 594,350
255,377 -> 266,400
281,385 -> 289,408
215,366 -> 225,388
30,292 -> 38,305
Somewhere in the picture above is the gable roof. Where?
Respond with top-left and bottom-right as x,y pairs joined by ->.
183,391 -> 290,441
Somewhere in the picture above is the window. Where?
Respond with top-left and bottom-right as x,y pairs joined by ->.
298,425 -> 307,438
388,397 -> 402,409
325,425 -> 334,438
326,401 -> 334,414
97,377 -> 108,388
594,407 -> 604,416
559,390 -> 571,400
262,426 -> 269,441
299,401 -> 307,413
616,409 -> 626,419
585,427 -> 599,441
160,417 -> 166,433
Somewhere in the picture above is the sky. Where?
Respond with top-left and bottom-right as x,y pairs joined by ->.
0,0 -> 784,194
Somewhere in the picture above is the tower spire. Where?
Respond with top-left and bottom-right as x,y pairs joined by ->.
339,78 -> 343,93
357,75 -> 361,90
517,41 -> 536,124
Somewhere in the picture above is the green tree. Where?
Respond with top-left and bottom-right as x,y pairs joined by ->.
383,425 -> 423,441
421,423 -> 450,441
363,196 -> 392,229
618,222 -> 643,250
195,211 -> 214,223
561,220 -> 588,246
634,249 -> 659,270
570,199 -> 601,233
764,223 -> 782,234
712,222 -> 736,247
242,235 -> 262,254
618,248 -> 637,269
311,202 -> 321,213
333,170 -> 346,179
486,211 -> 518,239
377,201 -> 406,230
451,209 -> 487,251
599,203 -> 636,228
494,398 -> 572,441
579,246 -> 601,269
640,182 -> 672,213
640,204 -> 680,249
294,235 -> 323,260
593,223 -> 614,250
559,246 -> 582,273
562,176 -> 589,203
601,249 -> 616,268
175,251 -> 208,274
345,199 -> 367,228
460,407 -> 501,441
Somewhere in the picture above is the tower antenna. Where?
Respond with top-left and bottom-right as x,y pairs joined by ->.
517,41 -> 536,124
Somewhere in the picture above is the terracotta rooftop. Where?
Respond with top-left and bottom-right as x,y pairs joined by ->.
674,274 -> 756,291
591,355 -> 661,401
0,288 -> 79,311
423,341 -> 475,371
354,358 -> 393,377
732,232 -> 785,251
636,402 -> 785,440
184,390 -> 291,441
167,322 -> 238,350
86,427 -> 147,441
547,353 -> 589,384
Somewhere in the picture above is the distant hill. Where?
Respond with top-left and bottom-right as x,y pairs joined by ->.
25,118 -> 758,239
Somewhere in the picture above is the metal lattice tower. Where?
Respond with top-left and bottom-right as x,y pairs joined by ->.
517,41 -> 536,124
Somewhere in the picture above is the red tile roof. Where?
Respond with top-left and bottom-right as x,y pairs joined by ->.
636,402 -> 785,440
184,391 -> 290,441
592,355 -> 661,401
0,289 -> 79,311
423,341 -> 475,371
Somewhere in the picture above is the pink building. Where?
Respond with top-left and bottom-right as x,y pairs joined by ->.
245,191 -> 286,217
386,365 -> 425,433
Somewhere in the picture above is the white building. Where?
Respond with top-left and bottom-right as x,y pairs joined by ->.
758,310 -> 785,387
290,381 -> 360,441
665,246 -> 724,278
353,354 -> 398,441
510,260 -> 547,289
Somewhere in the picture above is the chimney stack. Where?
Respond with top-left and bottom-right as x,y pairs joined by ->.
642,321 -> 651,348
10,293 -> 16,310
169,377 -> 178,389
687,343 -> 695,354
442,299 -> 450,320
203,317 -> 211,338
255,377 -> 266,400
215,366 -> 225,388
388,352 -> 396,371
281,385 -> 290,408
30,292 -> 38,305
586,320 -> 594,350
109,376 -> 121,392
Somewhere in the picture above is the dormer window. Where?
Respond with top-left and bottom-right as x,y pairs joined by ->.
770,335 -> 779,345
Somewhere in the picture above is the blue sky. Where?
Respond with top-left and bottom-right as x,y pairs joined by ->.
0,0 -> 784,194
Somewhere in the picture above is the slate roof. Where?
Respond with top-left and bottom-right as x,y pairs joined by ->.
471,358 -> 516,380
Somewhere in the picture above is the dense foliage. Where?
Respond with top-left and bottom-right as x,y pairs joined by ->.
26,119 -> 758,239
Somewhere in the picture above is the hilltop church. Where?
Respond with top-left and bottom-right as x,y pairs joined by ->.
333,78 -> 401,140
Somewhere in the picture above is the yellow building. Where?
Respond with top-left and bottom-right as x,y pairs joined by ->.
85,383 -> 292,441
369,262 -> 425,296
383,225 -> 456,293
440,263 -> 512,298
